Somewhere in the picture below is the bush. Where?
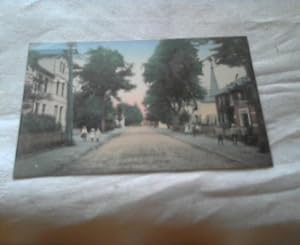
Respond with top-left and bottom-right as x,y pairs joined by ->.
179,111 -> 190,125
20,113 -> 61,134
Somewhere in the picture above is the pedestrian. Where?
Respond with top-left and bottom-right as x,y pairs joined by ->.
89,128 -> 95,142
230,123 -> 239,145
184,124 -> 191,134
80,126 -> 88,142
195,124 -> 201,134
240,126 -> 248,143
215,126 -> 224,145
95,128 -> 102,142
192,124 -> 196,137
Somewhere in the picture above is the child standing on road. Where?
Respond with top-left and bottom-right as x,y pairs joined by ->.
215,126 -> 224,145
80,126 -> 88,142
95,128 -> 102,142
89,128 -> 96,142
230,123 -> 239,145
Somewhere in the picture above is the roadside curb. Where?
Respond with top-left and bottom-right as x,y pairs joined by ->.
13,129 -> 125,179
161,130 -> 248,166
75,129 -> 125,160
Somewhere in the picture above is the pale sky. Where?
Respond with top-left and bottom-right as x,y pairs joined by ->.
200,60 -> 246,90
31,39 -> 247,115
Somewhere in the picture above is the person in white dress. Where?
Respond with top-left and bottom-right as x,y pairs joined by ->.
80,126 -> 88,142
95,128 -> 102,142
89,128 -> 95,142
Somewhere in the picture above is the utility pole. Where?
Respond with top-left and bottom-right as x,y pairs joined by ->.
65,42 -> 77,145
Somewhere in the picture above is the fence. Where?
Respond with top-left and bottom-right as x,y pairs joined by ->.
16,131 -> 65,155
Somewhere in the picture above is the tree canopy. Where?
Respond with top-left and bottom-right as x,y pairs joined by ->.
79,47 -> 135,99
116,103 -> 143,126
143,39 -> 206,126
143,85 -> 173,125
73,92 -> 116,130
210,37 -> 254,79
78,47 -> 135,131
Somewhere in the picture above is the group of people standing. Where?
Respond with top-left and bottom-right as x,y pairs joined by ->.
215,123 -> 240,145
184,124 -> 201,136
80,126 -> 102,142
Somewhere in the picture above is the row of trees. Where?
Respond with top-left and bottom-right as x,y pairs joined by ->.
74,47 -> 143,130
142,37 -> 259,129
142,37 -> 268,151
143,39 -> 206,128
74,92 -> 143,130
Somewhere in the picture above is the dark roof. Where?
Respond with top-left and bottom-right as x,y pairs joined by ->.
29,50 -> 67,77
36,49 -> 66,57
36,65 -> 55,78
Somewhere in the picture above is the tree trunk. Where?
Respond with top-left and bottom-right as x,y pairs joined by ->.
171,112 -> 180,131
100,96 -> 106,132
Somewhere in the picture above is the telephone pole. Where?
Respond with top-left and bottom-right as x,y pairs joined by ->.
65,42 -> 77,145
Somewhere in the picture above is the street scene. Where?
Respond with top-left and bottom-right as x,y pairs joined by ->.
14,37 -> 273,178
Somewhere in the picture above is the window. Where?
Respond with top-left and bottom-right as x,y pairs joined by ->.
239,109 -> 251,127
37,82 -> 42,92
44,78 -> 48,93
61,83 -> 65,97
56,82 -> 60,95
54,105 -> 58,120
60,62 -> 65,74
229,94 -> 234,105
42,104 -> 46,114
59,106 -> 63,123
218,97 -> 222,106
34,83 -> 38,92
35,103 -> 40,114
37,74 -> 43,92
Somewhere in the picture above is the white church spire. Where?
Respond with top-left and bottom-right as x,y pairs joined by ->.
208,58 -> 219,98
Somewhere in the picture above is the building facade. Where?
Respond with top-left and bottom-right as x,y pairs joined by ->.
24,55 -> 69,130
215,77 -> 259,139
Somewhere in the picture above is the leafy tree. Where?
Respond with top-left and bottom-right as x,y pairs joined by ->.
143,39 -> 206,127
117,103 -> 143,126
143,86 -> 173,126
79,47 -> 135,131
179,110 -> 190,125
210,37 -> 252,77
73,92 -> 115,130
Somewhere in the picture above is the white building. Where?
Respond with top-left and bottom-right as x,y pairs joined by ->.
24,55 -> 69,130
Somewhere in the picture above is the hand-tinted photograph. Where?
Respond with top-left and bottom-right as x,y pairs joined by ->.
14,36 -> 273,178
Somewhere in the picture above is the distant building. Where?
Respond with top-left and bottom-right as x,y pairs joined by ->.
191,59 -> 219,125
215,77 -> 259,135
24,55 -> 69,130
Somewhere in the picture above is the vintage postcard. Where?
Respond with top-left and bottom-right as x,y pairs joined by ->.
14,36 -> 273,178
